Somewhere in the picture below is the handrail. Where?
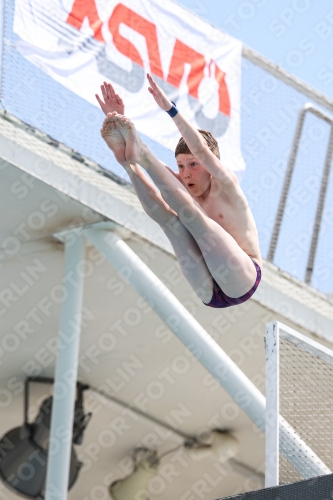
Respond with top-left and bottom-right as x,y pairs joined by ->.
242,46 -> 333,114
267,103 -> 333,285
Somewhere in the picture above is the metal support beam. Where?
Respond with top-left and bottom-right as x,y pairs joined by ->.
45,232 -> 85,500
84,226 -> 330,480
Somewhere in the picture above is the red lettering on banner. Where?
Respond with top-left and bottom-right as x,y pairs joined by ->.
66,2 -> 231,116
215,64 -> 230,117
167,40 -> 230,117
167,40 -> 206,100
66,0 -> 104,42
109,4 -> 163,79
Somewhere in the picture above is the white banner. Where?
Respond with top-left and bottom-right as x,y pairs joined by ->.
14,0 -> 245,172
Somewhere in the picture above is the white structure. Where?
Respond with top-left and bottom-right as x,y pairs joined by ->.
1,107 -> 333,498
265,321 -> 333,487
44,234 -> 86,500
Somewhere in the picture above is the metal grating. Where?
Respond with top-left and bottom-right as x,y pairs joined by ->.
279,337 -> 333,484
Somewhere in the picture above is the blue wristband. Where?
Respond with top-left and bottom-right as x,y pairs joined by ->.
166,101 -> 178,117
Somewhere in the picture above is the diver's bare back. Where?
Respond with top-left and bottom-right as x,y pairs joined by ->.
181,171 -> 262,268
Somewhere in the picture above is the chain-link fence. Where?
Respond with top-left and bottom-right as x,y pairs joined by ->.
1,0 -> 332,294
279,337 -> 333,484
265,322 -> 333,487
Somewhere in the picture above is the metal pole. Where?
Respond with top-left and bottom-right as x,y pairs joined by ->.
305,123 -> 333,284
265,322 -> 280,487
267,104 -> 308,263
45,232 -> 85,500
242,46 -> 333,114
84,226 -> 330,480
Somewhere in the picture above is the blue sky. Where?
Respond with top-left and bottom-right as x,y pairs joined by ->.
177,0 -> 333,99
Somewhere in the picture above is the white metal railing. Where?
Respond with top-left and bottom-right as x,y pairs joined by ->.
265,321 -> 333,487
267,104 -> 333,284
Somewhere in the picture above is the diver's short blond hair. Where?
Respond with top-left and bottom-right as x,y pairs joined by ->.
175,130 -> 220,159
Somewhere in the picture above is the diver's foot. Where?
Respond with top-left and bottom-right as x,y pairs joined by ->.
109,112 -> 145,164
100,118 -> 127,165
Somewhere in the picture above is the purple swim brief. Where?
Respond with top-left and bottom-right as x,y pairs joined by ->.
203,259 -> 261,309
